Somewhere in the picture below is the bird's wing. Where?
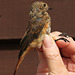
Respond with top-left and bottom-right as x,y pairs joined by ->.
19,17 -> 46,59
19,23 -> 44,59
13,19 -> 46,75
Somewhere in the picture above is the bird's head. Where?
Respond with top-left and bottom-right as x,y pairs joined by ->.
29,1 -> 52,18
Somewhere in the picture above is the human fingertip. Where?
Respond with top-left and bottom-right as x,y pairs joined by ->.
43,35 -> 53,48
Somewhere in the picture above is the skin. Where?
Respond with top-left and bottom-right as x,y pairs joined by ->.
36,31 -> 75,75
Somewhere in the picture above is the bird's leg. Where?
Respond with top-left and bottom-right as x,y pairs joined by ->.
52,33 -> 70,42
55,38 -> 70,42
58,33 -> 69,38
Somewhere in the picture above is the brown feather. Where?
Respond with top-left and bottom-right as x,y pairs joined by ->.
14,46 -> 32,75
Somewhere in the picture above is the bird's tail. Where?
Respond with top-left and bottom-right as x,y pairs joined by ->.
13,46 -> 32,75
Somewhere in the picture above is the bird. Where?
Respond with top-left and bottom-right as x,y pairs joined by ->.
13,1 -> 69,75
13,1 -> 51,75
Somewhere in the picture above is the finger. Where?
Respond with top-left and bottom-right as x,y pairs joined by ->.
50,31 -> 70,48
37,48 -> 46,63
37,48 -> 49,73
51,31 -> 62,36
50,31 -> 74,52
43,35 -> 69,74
51,31 -> 75,57
51,31 -> 75,63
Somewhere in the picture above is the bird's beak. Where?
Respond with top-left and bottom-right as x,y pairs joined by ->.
49,8 -> 52,10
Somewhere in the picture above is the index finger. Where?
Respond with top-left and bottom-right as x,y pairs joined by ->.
50,31 -> 75,58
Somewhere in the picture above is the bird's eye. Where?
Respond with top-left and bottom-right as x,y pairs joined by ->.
43,4 -> 46,7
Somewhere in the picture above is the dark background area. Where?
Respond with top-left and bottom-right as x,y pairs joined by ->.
0,0 -> 75,75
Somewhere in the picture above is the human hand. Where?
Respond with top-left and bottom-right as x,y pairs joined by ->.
36,31 -> 75,75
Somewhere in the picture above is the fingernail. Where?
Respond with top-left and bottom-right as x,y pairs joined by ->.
43,35 -> 53,48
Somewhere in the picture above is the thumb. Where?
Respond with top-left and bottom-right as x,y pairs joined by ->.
43,35 -> 69,75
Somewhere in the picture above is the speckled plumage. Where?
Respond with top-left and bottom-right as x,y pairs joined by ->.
14,1 -> 51,75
